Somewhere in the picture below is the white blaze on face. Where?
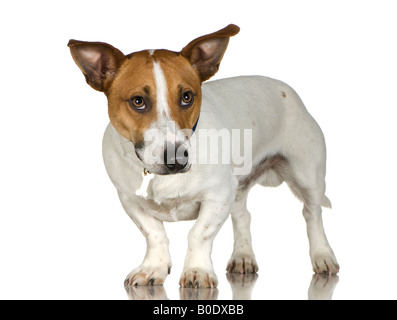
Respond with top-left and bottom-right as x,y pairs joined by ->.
152,60 -> 171,122
141,55 -> 187,167
151,59 -> 179,141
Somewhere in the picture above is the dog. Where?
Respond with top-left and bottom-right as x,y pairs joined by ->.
68,24 -> 339,288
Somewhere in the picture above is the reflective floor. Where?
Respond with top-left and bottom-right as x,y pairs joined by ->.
2,0 -> 397,302
125,274 -> 339,300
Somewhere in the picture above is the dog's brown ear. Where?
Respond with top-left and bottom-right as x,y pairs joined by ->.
181,24 -> 240,82
68,40 -> 126,92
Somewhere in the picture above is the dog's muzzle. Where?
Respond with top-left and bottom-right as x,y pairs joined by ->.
135,142 -> 191,175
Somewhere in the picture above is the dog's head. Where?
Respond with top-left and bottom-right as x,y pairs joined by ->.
68,24 -> 239,175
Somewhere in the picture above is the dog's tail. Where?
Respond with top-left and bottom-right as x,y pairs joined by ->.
321,195 -> 332,209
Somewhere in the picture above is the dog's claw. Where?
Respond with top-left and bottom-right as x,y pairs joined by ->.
227,254 -> 258,274
311,251 -> 340,275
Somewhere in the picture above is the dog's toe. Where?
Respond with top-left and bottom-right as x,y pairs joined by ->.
311,252 -> 340,275
179,268 -> 218,288
124,265 -> 170,286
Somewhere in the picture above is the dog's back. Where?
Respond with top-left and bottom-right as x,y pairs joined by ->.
201,75 -> 325,171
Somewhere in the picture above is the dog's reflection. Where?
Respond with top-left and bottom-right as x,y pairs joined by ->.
125,273 -> 339,300
125,284 -> 168,300
226,273 -> 258,300
308,274 -> 339,300
125,284 -> 219,300
179,287 -> 219,300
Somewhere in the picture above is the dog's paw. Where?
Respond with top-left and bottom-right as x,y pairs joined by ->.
226,253 -> 258,273
124,265 -> 170,286
311,251 -> 340,275
179,268 -> 218,288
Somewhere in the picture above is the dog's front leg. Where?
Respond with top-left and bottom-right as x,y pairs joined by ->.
180,200 -> 232,288
118,191 -> 171,286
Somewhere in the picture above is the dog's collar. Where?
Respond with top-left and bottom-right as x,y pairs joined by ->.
192,113 -> 200,133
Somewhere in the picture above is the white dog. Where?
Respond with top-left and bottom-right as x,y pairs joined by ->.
68,24 -> 339,288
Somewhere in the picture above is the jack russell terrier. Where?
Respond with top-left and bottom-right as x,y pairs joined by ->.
68,24 -> 339,288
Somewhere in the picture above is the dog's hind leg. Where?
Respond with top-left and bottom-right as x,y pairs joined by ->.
302,194 -> 339,275
284,160 -> 340,275
226,193 -> 259,273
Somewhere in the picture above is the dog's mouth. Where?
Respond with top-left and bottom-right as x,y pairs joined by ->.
141,162 -> 192,176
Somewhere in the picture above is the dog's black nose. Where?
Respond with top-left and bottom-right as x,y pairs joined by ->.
164,146 -> 189,173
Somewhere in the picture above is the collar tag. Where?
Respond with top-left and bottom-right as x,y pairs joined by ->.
135,169 -> 155,198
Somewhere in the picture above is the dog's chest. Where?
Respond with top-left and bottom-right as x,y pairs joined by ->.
142,196 -> 201,222
137,174 -> 202,222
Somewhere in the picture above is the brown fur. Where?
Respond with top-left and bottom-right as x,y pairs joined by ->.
107,49 -> 203,144
68,40 -> 126,92
106,50 -> 157,144
181,24 -> 240,81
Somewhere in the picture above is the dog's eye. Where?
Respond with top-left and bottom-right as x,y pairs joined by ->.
129,96 -> 146,110
180,91 -> 194,108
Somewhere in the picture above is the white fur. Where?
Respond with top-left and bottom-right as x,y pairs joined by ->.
152,61 -> 171,120
103,75 -> 339,287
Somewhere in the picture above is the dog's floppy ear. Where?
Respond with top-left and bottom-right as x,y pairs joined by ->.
68,40 -> 126,92
181,24 -> 240,82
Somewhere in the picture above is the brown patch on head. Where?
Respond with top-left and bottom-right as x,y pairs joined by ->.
281,91 -> 286,98
68,25 -> 239,148
106,50 -> 157,144
152,50 -> 202,132
106,49 -> 203,144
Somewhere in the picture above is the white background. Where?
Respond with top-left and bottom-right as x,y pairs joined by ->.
1,0 -> 396,300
